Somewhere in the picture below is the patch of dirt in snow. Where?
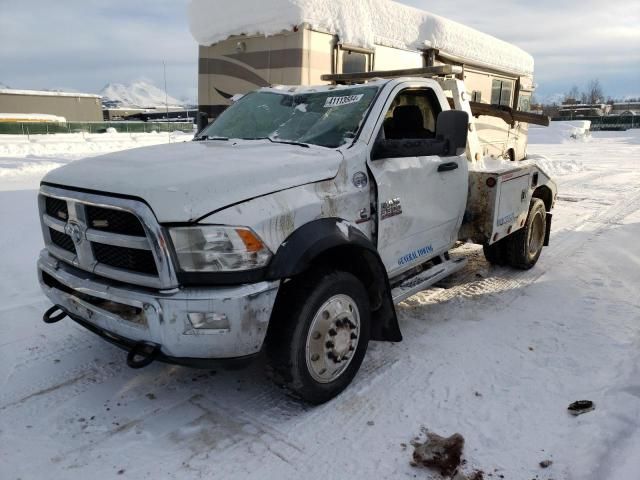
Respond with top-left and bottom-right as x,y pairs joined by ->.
412,431 -> 465,476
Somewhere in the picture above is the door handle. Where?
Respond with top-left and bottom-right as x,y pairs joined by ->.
438,162 -> 459,172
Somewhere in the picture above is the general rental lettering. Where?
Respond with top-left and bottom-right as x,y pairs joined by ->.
398,245 -> 434,266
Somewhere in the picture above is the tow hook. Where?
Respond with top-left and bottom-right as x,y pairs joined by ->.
126,341 -> 161,369
43,305 -> 68,324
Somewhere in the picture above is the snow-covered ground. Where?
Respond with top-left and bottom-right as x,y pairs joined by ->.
1,128 -> 639,479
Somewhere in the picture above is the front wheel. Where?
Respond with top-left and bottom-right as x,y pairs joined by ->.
267,270 -> 371,404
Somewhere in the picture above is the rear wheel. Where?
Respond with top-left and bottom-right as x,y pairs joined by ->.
267,270 -> 371,404
504,149 -> 515,162
505,198 -> 547,269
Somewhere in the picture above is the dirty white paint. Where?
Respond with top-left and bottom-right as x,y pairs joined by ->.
42,140 -> 344,223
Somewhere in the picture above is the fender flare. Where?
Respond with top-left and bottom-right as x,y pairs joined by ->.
267,218 -> 402,342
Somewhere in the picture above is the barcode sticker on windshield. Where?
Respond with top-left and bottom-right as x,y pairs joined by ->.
324,94 -> 364,108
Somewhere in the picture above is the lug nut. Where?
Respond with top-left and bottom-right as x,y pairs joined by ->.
326,341 -> 334,349
350,333 -> 358,340
335,319 -> 343,327
328,329 -> 337,337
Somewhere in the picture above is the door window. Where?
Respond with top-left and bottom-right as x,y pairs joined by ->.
382,89 -> 442,140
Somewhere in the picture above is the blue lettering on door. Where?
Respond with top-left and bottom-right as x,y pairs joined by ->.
398,245 -> 434,266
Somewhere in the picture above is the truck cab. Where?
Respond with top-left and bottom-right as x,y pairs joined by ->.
38,72 -> 556,403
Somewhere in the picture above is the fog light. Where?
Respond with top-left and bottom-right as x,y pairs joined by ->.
188,312 -> 230,331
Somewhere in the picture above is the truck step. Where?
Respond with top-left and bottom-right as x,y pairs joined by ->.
391,257 -> 467,304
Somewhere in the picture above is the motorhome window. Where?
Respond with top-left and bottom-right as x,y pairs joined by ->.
491,79 -> 514,107
200,86 -> 380,148
342,50 -> 368,74
382,88 -> 441,140
472,91 -> 482,103
518,93 -> 532,112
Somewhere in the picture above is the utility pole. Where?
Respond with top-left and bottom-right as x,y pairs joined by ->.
163,61 -> 170,143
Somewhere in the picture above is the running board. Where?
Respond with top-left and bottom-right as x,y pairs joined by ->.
391,257 -> 467,304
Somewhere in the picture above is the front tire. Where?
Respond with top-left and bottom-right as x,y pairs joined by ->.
267,270 -> 371,404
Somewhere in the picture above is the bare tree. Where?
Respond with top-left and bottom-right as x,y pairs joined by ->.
565,85 -> 580,104
580,91 -> 589,104
587,79 -> 604,104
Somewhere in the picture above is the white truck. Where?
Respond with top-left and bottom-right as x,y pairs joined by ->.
38,68 -> 556,403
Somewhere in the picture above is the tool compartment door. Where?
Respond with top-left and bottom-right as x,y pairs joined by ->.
496,172 -> 530,235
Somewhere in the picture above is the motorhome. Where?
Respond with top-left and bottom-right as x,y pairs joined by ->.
189,0 -> 544,160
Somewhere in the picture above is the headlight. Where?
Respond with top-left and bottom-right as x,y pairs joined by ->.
169,226 -> 272,272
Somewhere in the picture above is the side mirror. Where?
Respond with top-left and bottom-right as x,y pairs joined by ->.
196,111 -> 209,134
436,110 -> 469,156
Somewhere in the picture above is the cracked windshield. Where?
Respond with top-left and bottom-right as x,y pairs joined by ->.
200,86 -> 380,148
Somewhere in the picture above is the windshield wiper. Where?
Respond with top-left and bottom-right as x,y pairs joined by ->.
194,135 -> 229,141
269,139 -> 310,148
238,136 -> 310,148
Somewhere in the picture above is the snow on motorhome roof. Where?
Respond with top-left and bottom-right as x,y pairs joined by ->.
188,0 -> 534,76
0,88 -> 100,99
266,79 -> 388,93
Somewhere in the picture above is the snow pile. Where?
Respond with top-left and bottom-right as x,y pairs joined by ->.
525,154 -> 584,176
100,81 -> 184,108
0,113 -> 67,123
188,0 -> 534,75
0,131 -> 193,191
0,132 -> 193,160
0,88 -> 100,99
529,121 -> 592,145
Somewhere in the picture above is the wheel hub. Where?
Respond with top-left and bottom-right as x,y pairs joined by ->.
305,294 -> 360,383
528,211 -> 545,257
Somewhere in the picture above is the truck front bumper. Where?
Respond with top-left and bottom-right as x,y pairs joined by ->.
37,250 -> 280,362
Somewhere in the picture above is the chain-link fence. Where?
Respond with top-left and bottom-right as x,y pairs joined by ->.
0,121 -> 195,135
553,115 -> 638,132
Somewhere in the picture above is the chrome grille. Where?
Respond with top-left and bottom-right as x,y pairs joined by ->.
86,205 -> 146,237
92,242 -> 158,275
45,197 -> 69,221
49,228 -> 76,254
39,185 -> 179,289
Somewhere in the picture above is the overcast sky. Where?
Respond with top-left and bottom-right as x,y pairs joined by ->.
0,0 -> 638,103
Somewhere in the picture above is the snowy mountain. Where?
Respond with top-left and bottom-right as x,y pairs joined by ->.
100,80 -> 184,108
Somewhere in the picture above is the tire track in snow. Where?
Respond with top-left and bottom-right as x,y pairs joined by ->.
403,178 -> 640,311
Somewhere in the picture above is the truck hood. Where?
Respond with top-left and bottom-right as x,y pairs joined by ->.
43,140 -> 343,222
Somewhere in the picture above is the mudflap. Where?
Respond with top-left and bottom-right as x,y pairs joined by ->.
544,213 -> 553,246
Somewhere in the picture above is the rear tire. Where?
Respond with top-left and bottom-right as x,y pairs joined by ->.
266,270 -> 371,404
505,198 -> 547,269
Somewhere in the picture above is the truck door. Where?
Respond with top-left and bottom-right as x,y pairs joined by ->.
367,87 -> 468,276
